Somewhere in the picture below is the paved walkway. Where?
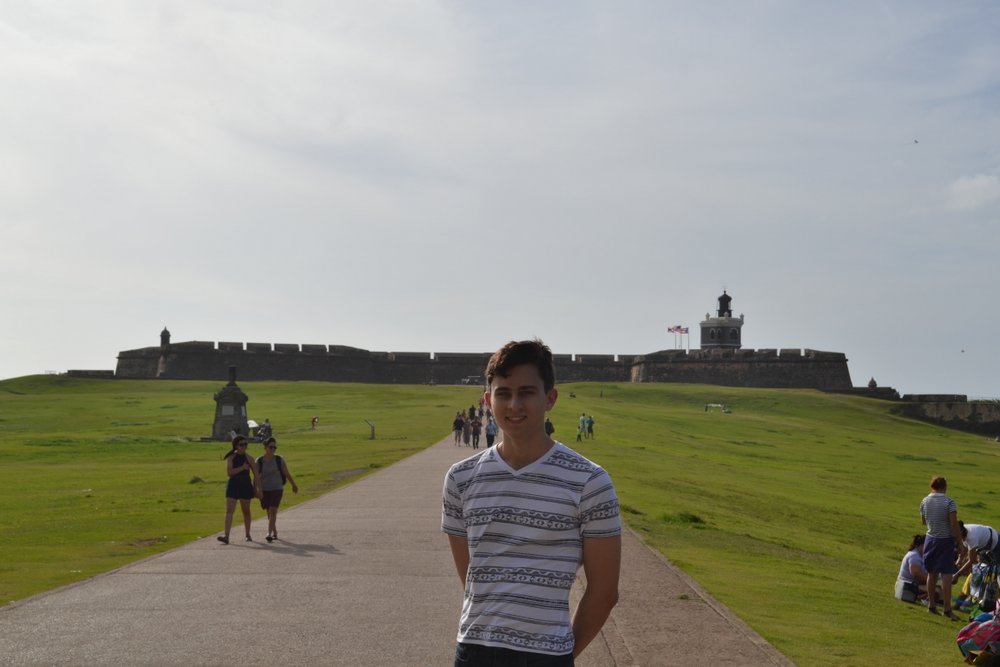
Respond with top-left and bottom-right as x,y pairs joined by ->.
0,436 -> 793,666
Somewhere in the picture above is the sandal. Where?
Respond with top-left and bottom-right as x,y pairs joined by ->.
943,610 -> 961,621
245,536 -> 253,542
217,536 -> 229,545
266,535 -> 274,543
927,607 -> 939,615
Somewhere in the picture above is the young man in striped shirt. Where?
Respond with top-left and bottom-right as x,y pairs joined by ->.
442,339 -> 621,665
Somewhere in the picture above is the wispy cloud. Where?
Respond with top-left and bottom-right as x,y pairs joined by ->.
948,173 -> 1000,211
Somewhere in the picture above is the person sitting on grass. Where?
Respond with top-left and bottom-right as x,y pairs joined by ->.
897,534 -> 932,602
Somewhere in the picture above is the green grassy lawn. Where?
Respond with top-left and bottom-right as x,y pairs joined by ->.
0,375 -> 480,606
553,382 -> 996,666
1,376 -> 992,665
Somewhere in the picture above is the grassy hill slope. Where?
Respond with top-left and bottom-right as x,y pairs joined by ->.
2,376 -> 993,665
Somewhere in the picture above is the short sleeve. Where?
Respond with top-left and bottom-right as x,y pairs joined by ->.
441,467 -> 466,537
579,469 -> 621,538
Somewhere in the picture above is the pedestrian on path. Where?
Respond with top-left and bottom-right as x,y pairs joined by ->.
471,416 -> 482,449
484,417 -> 498,448
442,339 -> 621,664
255,437 -> 299,542
453,412 -> 464,445
218,435 -> 257,544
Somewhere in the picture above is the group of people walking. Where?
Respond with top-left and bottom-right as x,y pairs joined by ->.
452,402 -> 498,450
219,434 -> 299,544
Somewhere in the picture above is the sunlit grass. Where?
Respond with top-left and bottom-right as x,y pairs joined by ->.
553,382 -> 996,666
0,376 -> 478,605
2,376 -> 991,665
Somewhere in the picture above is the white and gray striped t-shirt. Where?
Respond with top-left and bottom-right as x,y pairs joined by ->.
920,492 -> 957,538
441,442 -> 621,656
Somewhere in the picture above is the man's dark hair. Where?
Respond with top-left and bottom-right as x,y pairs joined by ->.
930,475 -> 947,491
486,339 -> 556,392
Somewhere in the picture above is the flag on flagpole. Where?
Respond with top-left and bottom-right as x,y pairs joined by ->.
679,327 -> 689,334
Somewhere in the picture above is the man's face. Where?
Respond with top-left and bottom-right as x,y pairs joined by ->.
485,363 -> 557,439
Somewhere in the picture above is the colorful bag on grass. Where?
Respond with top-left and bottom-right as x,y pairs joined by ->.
957,619 -> 1000,662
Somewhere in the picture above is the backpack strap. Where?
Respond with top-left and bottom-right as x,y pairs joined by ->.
256,455 -> 286,485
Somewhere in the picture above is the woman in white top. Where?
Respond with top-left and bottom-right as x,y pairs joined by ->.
956,521 -> 1000,577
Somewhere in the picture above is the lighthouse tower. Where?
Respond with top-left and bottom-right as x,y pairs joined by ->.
700,290 -> 744,350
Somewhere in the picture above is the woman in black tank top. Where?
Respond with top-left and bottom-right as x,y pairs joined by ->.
217,435 -> 258,544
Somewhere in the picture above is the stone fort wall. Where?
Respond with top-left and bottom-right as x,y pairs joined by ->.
114,341 -> 854,390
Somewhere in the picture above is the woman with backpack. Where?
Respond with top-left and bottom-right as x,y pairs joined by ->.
255,437 -> 299,542
218,435 -> 258,544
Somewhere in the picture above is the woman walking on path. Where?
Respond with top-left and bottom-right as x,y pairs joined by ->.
219,435 -> 258,544
919,475 -> 968,619
255,437 -> 299,542
453,412 -> 464,445
462,418 -> 472,447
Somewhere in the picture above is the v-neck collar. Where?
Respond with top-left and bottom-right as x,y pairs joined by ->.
491,441 -> 559,475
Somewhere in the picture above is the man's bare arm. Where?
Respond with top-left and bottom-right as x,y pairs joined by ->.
447,534 -> 470,588
572,535 -> 621,658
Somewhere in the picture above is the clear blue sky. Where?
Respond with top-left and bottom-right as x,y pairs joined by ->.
2,2 -> 997,397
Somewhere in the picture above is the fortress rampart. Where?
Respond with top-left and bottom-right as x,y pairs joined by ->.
113,340 -> 854,390
893,397 -> 1000,437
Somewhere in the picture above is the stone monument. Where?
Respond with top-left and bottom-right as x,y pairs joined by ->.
212,366 -> 249,440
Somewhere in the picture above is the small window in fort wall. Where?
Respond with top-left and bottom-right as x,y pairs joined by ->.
730,329 -> 739,340
710,329 -> 718,340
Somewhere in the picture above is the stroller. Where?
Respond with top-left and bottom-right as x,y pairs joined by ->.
956,552 -> 1000,665
967,549 -> 1000,620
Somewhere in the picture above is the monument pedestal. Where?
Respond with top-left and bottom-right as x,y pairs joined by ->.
212,366 -> 248,440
